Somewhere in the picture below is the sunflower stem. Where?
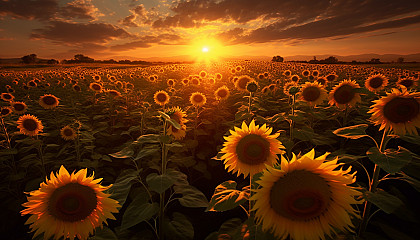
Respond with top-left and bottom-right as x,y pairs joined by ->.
159,120 -> 168,240
248,92 -> 253,120
358,129 -> 387,237
289,94 -> 296,141
0,116 -> 17,174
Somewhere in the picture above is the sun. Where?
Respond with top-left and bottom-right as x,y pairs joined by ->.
189,38 -> 226,63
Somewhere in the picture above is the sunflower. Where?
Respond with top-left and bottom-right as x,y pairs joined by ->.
397,77 -> 417,89
166,106 -> 188,125
1,92 -> 14,102
107,89 -> 122,98
246,81 -> 259,93
252,149 -> 362,240
218,120 -> 285,177
315,77 -> 328,87
283,82 -> 299,96
190,92 -> 206,107
154,90 -> 170,106
72,84 -> 81,92
312,70 -> 320,77
167,79 -> 175,87
283,70 -> 292,77
10,101 -> 28,114
302,70 -> 310,77
299,82 -> 328,106
167,123 -> 187,140
17,114 -> 44,136
235,75 -> 253,91
93,74 -> 101,81
365,74 -> 389,92
89,83 -> 102,93
1,107 -> 13,117
39,94 -> 60,109
329,80 -> 361,109
60,125 -> 77,141
326,73 -> 338,82
290,74 -> 300,83
21,166 -> 120,240
216,73 -> 223,80
214,86 -> 230,101
199,70 -> 207,78
369,88 -> 420,135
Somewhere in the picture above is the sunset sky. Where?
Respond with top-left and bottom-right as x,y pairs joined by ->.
1,0 -> 420,60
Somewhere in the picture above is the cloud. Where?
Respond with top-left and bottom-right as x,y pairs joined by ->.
60,0 -> 102,20
31,21 -> 131,44
110,34 -> 183,51
119,4 -> 154,27
151,0 -> 330,28
0,0 -> 59,20
203,0 -> 420,44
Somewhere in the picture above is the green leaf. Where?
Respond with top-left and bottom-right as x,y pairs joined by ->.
206,180 -> 249,212
90,227 -> 118,240
158,111 -> 171,120
167,118 -> 181,130
134,134 -> 160,145
109,169 -> 139,207
146,173 -> 174,194
0,148 -> 17,156
294,126 -> 315,141
364,189 -> 404,214
121,192 -> 158,230
109,147 -> 134,159
134,147 -> 159,160
398,134 -> 420,146
164,212 -> 194,240
366,146 -> 412,174
174,185 -> 209,208
400,173 -> 420,192
166,168 -> 188,186
333,124 -> 369,139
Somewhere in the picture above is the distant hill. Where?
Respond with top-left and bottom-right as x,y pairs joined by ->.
283,53 -> 420,62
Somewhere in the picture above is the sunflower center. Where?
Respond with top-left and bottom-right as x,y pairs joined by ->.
193,94 -> 204,103
333,84 -> 355,104
1,108 -> 11,115
92,84 -> 101,91
156,93 -> 167,102
302,86 -> 321,102
399,79 -> 414,88
48,183 -> 97,222
218,90 -> 228,98
23,119 -> 38,131
42,96 -> 57,105
3,94 -> 12,99
236,134 -> 270,165
369,77 -> 383,89
383,97 -> 419,123
326,75 -> 336,81
270,170 -> 331,221
237,77 -> 250,90
63,128 -> 74,136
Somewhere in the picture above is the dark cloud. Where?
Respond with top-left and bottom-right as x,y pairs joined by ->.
203,0 -> 420,44
152,0 -> 330,28
60,0 -> 100,20
110,34 -> 183,51
0,0 -> 59,20
31,21 -> 131,44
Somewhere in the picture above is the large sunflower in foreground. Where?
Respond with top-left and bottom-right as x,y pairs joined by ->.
166,106 -> 188,140
329,80 -> 361,109
252,149 -> 362,240
369,88 -> 420,135
218,120 -> 285,177
21,166 -> 120,240
299,82 -> 328,106
17,114 -> 44,136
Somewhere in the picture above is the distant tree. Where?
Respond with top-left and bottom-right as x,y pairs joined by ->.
324,56 -> 338,63
47,59 -> 59,64
397,57 -> 404,63
271,55 -> 284,62
74,54 -> 94,63
21,54 -> 37,64
369,58 -> 381,64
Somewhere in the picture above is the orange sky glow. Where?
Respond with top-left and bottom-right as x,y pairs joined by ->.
0,0 -> 419,61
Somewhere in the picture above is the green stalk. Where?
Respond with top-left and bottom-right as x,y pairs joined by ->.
159,120 -> 168,240
358,129 -> 387,237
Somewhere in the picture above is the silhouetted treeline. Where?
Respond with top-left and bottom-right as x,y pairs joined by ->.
20,54 -> 59,64
60,54 -> 152,65
286,56 -> 418,64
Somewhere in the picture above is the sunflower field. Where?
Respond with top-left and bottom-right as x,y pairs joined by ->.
1,61 -> 419,240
